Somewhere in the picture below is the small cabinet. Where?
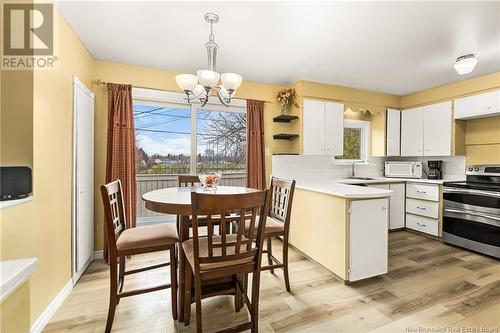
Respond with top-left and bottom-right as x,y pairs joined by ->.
405,182 -> 440,237
386,108 -> 401,156
368,183 -> 405,229
303,99 -> 344,155
401,107 -> 424,156
349,198 -> 388,282
401,101 -> 452,157
454,89 -> 500,120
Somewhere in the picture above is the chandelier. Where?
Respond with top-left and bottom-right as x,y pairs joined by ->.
175,13 -> 242,107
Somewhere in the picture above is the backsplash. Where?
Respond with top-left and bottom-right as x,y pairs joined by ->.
272,155 -> 466,181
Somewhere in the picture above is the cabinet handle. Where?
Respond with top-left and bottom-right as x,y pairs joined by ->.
416,222 -> 427,227
417,206 -> 426,210
416,190 -> 427,194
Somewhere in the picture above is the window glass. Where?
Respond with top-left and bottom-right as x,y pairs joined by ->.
196,108 -> 247,174
134,104 -> 191,174
336,127 -> 362,160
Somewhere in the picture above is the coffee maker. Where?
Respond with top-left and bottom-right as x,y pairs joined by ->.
427,160 -> 443,180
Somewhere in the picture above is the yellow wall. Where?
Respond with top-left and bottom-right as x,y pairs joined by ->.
0,70 -> 33,167
0,10 -> 94,326
0,282 -> 31,333
401,72 -> 500,165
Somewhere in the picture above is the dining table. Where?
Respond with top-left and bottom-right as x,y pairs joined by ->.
141,185 -> 260,322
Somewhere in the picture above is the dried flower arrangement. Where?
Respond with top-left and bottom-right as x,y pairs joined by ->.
275,88 -> 299,114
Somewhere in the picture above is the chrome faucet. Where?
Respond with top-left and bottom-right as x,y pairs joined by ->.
351,161 -> 357,178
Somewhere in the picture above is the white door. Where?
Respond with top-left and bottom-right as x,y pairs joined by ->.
349,199 -> 388,282
324,101 -> 344,155
72,76 -> 95,283
389,183 -> 405,229
386,108 -> 400,156
401,107 -> 424,156
424,101 -> 452,156
303,99 -> 325,155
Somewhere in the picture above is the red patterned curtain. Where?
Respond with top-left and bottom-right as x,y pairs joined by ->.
104,83 -> 137,262
247,100 -> 265,189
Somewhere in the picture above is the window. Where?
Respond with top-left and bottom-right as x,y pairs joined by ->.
132,88 -> 247,224
335,120 -> 370,162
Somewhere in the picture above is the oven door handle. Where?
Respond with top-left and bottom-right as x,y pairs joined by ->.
443,187 -> 500,199
444,208 -> 500,227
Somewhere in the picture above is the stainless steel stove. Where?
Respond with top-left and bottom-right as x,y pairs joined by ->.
443,165 -> 500,259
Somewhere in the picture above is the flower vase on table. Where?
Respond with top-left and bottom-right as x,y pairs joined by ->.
198,173 -> 222,191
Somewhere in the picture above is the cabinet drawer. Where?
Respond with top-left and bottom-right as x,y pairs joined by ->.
406,198 -> 439,219
406,214 -> 439,236
406,183 -> 439,201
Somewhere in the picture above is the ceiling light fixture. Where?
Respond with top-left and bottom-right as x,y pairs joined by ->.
176,13 -> 242,107
453,54 -> 478,75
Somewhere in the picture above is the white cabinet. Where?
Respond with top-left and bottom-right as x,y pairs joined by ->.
349,198 -> 388,282
454,89 -> 500,120
303,99 -> 344,155
303,99 -> 325,155
423,101 -> 452,156
386,108 -> 401,156
324,101 -> 344,154
401,101 -> 452,157
401,107 -> 424,156
368,183 -> 405,230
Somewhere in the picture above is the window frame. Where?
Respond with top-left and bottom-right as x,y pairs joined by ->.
334,119 -> 371,164
132,87 -> 247,175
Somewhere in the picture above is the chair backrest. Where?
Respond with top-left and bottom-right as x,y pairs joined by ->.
190,190 -> 270,273
178,175 -> 201,187
269,177 -> 296,229
100,180 -> 127,255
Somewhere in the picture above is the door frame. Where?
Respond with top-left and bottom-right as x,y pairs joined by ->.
72,75 -> 95,284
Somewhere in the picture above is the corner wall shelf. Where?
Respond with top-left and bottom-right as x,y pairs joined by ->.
273,133 -> 299,140
273,115 -> 299,123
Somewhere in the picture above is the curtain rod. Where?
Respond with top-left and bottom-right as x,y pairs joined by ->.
92,78 -> 271,103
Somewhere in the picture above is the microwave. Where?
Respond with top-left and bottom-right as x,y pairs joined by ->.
385,161 -> 423,178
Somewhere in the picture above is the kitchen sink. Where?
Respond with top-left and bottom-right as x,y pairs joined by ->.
344,177 -> 377,180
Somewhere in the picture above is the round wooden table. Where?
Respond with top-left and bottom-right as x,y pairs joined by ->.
142,185 -> 260,322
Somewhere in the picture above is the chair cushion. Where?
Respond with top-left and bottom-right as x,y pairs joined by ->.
182,234 -> 254,271
244,216 -> 284,235
116,223 -> 178,253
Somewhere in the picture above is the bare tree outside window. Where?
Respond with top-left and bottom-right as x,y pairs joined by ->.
197,109 -> 247,174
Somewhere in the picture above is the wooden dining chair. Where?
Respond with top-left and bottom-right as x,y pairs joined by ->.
100,180 -> 178,333
178,174 -> 202,187
245,177 -> 296,292
182,189 -> 271,333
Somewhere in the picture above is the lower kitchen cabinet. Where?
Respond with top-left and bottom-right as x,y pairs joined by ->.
368,183 -> 405,230
348,198 -> 388,282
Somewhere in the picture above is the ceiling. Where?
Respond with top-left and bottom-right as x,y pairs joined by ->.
56,1 -> 500,95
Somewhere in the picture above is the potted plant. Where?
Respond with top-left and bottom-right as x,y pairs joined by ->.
275,88 -> 299,115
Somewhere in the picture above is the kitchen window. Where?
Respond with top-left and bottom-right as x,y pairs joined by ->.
335,119 -> 370,163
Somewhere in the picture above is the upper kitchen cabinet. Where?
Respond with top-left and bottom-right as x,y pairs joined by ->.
401,107 -> 424,156
303,99 -> 344,155
386,108 -> 401,156
423,101 -> 452,156
454,89 -> 500,120
401,101 -> 452,156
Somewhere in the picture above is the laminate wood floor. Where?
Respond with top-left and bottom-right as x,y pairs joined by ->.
45,231 -> 500,333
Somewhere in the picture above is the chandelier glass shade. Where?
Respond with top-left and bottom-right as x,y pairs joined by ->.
175,13 -> 242,107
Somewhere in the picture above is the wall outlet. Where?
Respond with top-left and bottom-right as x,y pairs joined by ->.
265,147 -> 270,156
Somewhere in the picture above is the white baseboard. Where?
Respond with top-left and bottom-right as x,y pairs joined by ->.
94,250 -> 104,260
30,279 -> 73,333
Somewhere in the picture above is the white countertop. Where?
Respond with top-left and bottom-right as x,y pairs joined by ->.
294,176 -> 465,199
0,258 -> 37,302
